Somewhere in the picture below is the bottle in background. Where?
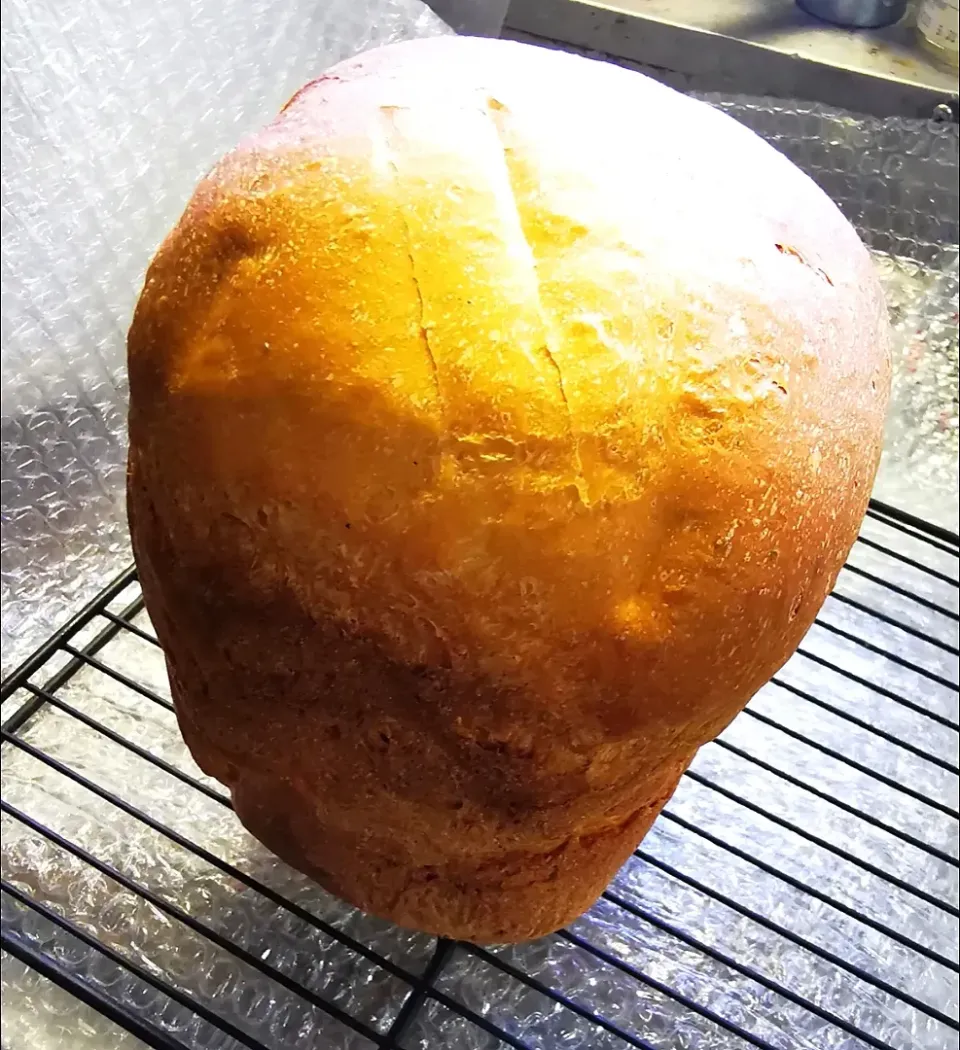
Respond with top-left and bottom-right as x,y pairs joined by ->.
916,0 -> 960,68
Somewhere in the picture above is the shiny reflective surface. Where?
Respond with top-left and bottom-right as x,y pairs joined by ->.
796,0 -> 909,29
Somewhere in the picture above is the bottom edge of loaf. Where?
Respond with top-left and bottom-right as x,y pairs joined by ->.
225,768 -> 683,945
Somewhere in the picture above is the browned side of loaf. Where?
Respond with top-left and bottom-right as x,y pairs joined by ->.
127,37 -> 891,942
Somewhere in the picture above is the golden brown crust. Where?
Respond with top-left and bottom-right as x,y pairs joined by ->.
127,37 -> 891,943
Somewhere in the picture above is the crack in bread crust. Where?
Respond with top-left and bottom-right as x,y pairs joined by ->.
127,37 -> 890,943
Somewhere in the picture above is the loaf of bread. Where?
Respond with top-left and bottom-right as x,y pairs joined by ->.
127,37 -> 891,943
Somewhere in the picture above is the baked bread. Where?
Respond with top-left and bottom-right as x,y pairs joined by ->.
127,37 -> 891,943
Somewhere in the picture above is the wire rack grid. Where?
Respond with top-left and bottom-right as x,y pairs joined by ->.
1,498 -> 958,1050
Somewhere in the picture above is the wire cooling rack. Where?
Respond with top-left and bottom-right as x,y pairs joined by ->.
1,497 -> 958,1050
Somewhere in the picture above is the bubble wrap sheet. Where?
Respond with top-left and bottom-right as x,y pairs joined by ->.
0,0 -> 452,678
1,2 -> 959,1049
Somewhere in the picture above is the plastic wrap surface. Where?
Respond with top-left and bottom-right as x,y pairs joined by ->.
1,0 -> 451,676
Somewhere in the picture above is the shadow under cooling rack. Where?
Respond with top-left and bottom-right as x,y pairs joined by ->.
1,498 -> 958,1050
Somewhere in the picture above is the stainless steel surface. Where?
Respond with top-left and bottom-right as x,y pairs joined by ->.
424,0 -> 511,35
505,0 -> 960,117
796,0 -> 909,29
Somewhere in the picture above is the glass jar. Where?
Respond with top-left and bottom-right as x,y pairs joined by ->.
916,0 -> 960,69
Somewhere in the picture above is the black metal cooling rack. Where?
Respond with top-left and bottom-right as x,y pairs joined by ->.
1,496 -> 958,1050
